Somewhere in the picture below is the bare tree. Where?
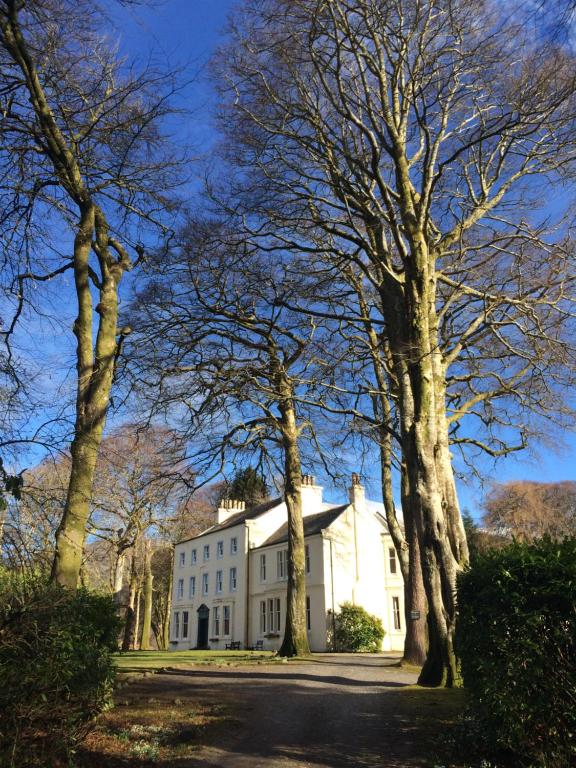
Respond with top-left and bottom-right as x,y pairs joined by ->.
483,480 -> 576,541
0,0 -> 183,587
214,0 -> 576,684
130,219 -> 345,656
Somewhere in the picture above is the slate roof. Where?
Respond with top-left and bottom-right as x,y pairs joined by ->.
256,504 -> 349,549
176,497 -> 283,545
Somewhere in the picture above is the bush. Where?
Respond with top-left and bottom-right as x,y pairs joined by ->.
0,569 -> 121,767
334,602 -> 385,652
456,538 -> 576,767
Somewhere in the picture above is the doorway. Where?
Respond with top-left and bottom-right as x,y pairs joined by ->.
197,604 -> 209,649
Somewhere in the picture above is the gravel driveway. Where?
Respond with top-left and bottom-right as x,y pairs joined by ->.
125,654 -> 435,768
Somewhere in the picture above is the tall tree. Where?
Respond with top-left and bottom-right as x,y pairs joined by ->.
130,220 -> 343,656
223,467 -> 270,508
215,0 -> 576,684
0,0 -> 181,587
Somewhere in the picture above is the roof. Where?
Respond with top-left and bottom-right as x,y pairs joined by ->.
257,504 -> 349,549
175,497 -> 283,545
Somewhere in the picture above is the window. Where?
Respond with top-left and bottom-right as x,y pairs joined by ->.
305,545 -> 310,574
202,573 -> 209,595
229,567 -> 237,592
182,610 -> 189,639
173,611 -> 180,639
306,596 -> 311,631
217,540 -> 224,559
188,576 -> 196,599
389,547 -> 397,575
223,605 -> 231,636
267,598 -> 281,633
179,551 -> 185,567
260,601 -> 267,634
203,544 -> 210,561
260,553 -> 267,582
191,549 -> 197,564
177,578 -> 184,599
277,549 -> 288,579
212,606 -> 220,636
392,596 -> 401,630
230,536 -> 238,555
215,570 -> 223,593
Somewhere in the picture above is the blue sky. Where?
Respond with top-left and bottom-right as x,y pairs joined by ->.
6,0 -> 574,521
106,1 -> 576,517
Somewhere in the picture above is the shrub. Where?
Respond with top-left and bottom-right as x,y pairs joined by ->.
456,538 -> 576,767
334,602 -> 385,652
0,569 -> 120,767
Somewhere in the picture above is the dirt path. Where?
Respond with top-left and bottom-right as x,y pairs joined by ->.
124,654 -> 436,768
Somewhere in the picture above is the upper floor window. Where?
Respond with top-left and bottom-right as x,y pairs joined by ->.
202,573 -> 209,595
389,547 -> 397,575
260,553 -> 267,582
203,544 -> 210,561
217,541 -> 224,559
189,576 -> 196,599
229,567 -> 237,591
179,551 -> 185,567
191,549 -> 197,564
277,549 -> 288,580
215,570 -> 223,593
177,578 -> 184,599
230,536 -> 238,555
305,545 -> 310,574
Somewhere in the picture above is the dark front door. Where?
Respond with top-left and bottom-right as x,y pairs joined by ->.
197,604 -> 209,649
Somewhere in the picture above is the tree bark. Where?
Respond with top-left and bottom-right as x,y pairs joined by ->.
400,463 -> 428,667
122,552 -> 138,652
140,541 -> 153,650
277,374 -> 310,658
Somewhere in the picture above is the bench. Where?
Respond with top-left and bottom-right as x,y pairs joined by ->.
249,639 -> 264,651
225,641 -> 241,650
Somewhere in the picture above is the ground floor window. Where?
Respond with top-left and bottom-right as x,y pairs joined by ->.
392,596 -> 401,630
173,611 -> 180,639
223,605 -> 231,636
267,598 -> 281,633
182,610 -> 189,639
260,600 -> 267,633
212,606 -> 221,636
306,596 -> 311,631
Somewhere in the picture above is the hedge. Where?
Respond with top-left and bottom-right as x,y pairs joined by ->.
0,570 -> 120,767
456,538 -> 576,767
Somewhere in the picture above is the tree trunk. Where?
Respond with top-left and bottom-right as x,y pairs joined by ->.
277,379 -> 310,658
122,552 -> 138,651
400,463 -> 428,667
162,553 -> 173,651
113,549 -> 126,604
140,541 -> 153,650
134,587 -> 142,650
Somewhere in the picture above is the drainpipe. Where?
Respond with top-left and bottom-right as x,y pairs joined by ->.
327,534 -> 336,651
244,523 -> 251,648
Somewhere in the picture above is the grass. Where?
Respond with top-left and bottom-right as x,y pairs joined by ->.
114,649 -> 276,673
78,694 -> 236,766
388,686 -> 468,767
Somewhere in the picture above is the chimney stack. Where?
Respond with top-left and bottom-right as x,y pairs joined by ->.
348,473 -> 366,509
300,474 -> 323,513
217,498 -> 246,524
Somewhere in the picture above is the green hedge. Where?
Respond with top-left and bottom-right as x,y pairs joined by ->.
335,602 -> 385,652
0,570 -> 120,767
456,538 -> 576,767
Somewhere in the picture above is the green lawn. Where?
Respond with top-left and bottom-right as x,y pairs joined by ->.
114,649 -> 275,672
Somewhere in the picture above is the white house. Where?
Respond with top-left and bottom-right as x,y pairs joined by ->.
170,474 -> 405,653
